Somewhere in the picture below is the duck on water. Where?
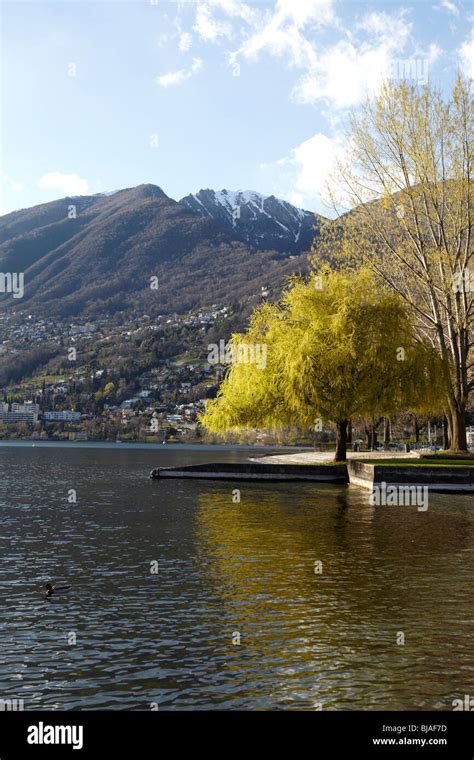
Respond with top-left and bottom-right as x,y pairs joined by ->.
45,583 -> 71,597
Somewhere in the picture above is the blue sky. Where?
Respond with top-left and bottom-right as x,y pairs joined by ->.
1,0 -> 472,216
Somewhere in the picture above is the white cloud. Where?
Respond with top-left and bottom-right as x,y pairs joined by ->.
459,36 -> 474,78
37,171 -> 89,196
235,19 -> 317,69
265,132 -> 347,212
439,0 -> 459,16
288,132 -> 346,206
292,11 -> 412,109
293,41 -> 391,109
426,41 -> 443,65
156,58 -> 203,88
230,0 -> 335,69
415,40 -> 443,73
226,4 -> 414,109
275,0 -> 335,28
357,11 -> 410,43
179,1 -> 444,113
178,32 -> 192,52
207,0 -> 257,24
194,3 -> 231,42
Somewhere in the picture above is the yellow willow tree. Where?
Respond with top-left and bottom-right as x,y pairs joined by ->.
200,268 -> 447,461
321,75 -> 473,450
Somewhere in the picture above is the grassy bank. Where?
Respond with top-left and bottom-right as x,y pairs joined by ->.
362,458 -> 474,467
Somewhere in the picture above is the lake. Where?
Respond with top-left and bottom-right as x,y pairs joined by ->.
0,442 -> 473,710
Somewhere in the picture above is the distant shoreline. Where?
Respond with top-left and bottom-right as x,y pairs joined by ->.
0,439 -> 312,451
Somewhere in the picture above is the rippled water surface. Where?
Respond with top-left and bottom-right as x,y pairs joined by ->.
0,442 -> 473,710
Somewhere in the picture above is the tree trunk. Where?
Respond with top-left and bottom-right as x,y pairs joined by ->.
413,414 -> 420,443
371,417 -> 376,451
335,419 -> 348,462
365,427 -> 372,449
450,407 -> 468,451
340,79 -> 472,474
442,415 -> 450,450
347,419 -> 352,445
383,417 -> 391,450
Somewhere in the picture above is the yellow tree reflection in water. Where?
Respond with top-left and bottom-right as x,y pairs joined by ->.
193,484 -> 474,709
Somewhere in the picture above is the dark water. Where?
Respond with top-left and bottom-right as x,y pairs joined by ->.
0,443 -> 473,710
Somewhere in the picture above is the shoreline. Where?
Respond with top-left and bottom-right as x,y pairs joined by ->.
0,439 -> 312,451
149,451 -> 474,493
253,450 -> 421,465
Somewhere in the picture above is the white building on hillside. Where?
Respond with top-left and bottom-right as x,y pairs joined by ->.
0,402 -> 39,423
43,411 -> 81,422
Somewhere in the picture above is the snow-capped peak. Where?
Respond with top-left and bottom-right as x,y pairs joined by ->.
180,187 -> 317,254
214,189 -> 265,209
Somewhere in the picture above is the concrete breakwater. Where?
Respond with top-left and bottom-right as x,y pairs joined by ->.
150,459 -> 474,493
150,461 -> 348,483
347,460 -> 474,493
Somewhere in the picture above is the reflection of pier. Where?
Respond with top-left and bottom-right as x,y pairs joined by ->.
150,461 -> 348,482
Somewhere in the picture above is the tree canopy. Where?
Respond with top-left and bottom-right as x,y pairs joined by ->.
201,267 -> 448,460
320,75 -> 473,450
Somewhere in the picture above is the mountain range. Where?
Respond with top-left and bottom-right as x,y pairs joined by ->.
0,184 -> 326,318
180,188 -> 317,253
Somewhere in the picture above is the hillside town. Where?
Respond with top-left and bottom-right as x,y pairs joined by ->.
0,303 -> 277,443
